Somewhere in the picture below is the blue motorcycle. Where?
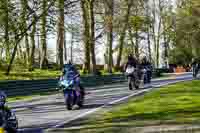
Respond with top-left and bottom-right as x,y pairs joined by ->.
58,75 -> 84,110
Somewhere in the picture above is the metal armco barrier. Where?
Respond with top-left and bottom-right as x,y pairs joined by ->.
0,74 -> 126,97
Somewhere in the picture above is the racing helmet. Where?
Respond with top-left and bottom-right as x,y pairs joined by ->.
128,54 -> 133,60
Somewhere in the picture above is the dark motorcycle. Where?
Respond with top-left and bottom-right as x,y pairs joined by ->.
0,108 -> 18,133
125,65 -> 140,90
193,64 -> 199,78
58,75 -> 84,110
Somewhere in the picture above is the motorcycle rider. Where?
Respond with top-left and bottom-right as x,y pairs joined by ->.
140,57 -> 152,84
124,54 -> 139,90
0,91 -> 18,133
192,58 -> 199,78
60,60 -> 85,102
125,54 -> 138,70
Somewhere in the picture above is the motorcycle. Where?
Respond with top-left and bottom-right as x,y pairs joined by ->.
192,64 -> 199,78
125,65 -> 140,90
142,68 -> 148,84
0,108 -> 18,133
58,75 -> 84,110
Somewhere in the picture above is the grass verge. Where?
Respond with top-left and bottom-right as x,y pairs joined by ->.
7,91 -> 57,102
0,69 -> 123,80
0,69 -> 61,80
49,80 -> 200,133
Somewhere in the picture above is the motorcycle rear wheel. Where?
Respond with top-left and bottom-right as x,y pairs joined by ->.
66,94 -> 73,110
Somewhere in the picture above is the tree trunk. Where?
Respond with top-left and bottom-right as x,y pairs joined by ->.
37,34 -> 41,63
156,18 -> 162,68
89,0 -> 96,74
70,32 -> 74,62
29,14 -> 37,71
135,28 -> 139,59
128,28 -> 135,54
152,0 -> 157,67
6,32 -> 19,75
25,34 -> 30,65
40,0 -> 48,69
56,0 -> 64,69
21,0 -> 30,66
147,27 -> 152,62
17,44 -> 23,61
81,0 -> 90,73
0,48 -> 3,60
64,29 -> 67,62
105,0 -> 114,73
4,0 -> 9,62
145,2 -> 152,63
156,0 -> 163,68
116,0 -> 133,69
163,18 -> 169,68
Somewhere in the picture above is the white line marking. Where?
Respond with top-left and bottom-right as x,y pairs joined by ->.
46,77 -> 193,131
108,89 -> 151,105
51,107 -> 104,129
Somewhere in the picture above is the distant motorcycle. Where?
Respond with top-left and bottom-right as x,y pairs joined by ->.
58,74 -> 84,110
192,64 -> 199,78
142,68 -> 148,84
125,65 -> 140,90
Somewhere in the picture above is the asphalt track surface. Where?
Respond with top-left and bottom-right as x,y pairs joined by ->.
7,73 -> 193,133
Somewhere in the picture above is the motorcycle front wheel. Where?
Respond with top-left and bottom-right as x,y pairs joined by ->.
64,91 -> 73,110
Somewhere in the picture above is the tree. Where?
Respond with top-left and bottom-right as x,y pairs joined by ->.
81,0 -> 90,73
0,0 -> 10,62
56,0 -> 65,69
116,0 -> 133,69
21,0 -> 30,66
29,14 -> 37,71
40,0 -> 48,69
104,0 -> 114,73
89,0 -> 97,74
144,0 -> 152,62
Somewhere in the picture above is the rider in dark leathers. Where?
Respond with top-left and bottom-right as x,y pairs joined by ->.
0,92 -> 18,133
125,54 -> 138,70
140,57 -> 152,84
192,58 -> 199,78
125,54 -> 139,90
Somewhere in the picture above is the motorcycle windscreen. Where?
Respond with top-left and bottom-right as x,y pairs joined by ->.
61,80 -> 74,89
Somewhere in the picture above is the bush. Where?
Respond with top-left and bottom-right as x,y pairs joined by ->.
153,68 -> 170,77
155,68 -> 170,73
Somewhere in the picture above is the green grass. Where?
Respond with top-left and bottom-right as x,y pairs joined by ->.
0,69 -> 123,80
7,95 -> 40,102
0,69 -> 61,80
7,91 -> 57,102
49,80 -> 200,133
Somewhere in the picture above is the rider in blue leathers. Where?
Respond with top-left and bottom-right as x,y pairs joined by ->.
60,61 -> 85,100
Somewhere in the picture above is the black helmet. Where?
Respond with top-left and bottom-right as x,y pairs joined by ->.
0,92 -> 6,107
128,54 -> 133,60
128,54 -> 133,58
